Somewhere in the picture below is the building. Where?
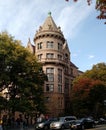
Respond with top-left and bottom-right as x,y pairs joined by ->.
27,12 -> 81,117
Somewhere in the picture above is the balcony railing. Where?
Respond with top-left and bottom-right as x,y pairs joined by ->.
38,58 -> 69,65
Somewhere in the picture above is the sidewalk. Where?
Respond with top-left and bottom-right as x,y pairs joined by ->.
6,128 -> 35,130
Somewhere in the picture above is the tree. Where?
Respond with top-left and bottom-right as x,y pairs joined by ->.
71,78 -> 93,117
0,96 -> 7,115
65,0 -> 106,24
0,32 -> 47,117
88,80 -> 106,118
71,62 -> 106,118
71,77 -> 106,118
83,62 -> 106,84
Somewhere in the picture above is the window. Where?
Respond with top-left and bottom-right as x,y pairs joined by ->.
46,68 -> 54,82
46,84 -> 54,92
47,73 -> 54,81
37,42 -> 42,49
64,78 -> 69,93
46,53 -> 54,59
64,67 -> 68,74
57,54 -> 62,60
58,97 -> 60,107
37,54 -> 42,60
58,97 -> 63,108
58,68 -> 62,83
65,78 -> 69,88
64,53 -> 68,62
46,41 -> 53,48
70,68 -> 73,75
46,68 -> 54,73
45,97 -> 50,102
58,84 -> 62,93
58,69 -> 62,93
58,43 -> 62,50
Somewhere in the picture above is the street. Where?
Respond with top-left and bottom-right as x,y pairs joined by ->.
5,124 -> 106,130
86,124 -> 106,130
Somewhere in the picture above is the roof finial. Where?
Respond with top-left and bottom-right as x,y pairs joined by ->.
28,38 -> 31,43
48,11 -> 51,16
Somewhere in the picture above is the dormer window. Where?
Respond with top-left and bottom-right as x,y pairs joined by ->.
64,53 -> 69,62
65,53 -> 68,58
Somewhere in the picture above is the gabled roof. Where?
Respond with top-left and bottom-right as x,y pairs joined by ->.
26,38 -> 35,54
70,61 -> 78,69
63,40 -> 70,54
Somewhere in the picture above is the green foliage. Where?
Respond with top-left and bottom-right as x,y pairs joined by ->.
0,32 -> 47,116
71,63 -> 106,118
83,62 -> 106,84
0,96 -> 7,111
88,82 -> 106,117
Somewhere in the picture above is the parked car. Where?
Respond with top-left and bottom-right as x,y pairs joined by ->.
98,118 -> 106,124
35,117 -> 58,130
79,117 -> 95,129
50,116 -> 77,130
70,120 -> 85,130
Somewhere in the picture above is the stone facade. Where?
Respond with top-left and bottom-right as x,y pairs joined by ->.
27,12 -> 81,117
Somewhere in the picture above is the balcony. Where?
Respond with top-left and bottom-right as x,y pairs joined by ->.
38,58 -> 69,66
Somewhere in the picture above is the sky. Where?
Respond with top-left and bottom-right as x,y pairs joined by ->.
0,0 -> 105,72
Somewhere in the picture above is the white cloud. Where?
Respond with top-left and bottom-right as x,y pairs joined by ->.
56,0 -> 94,40
88,55 -> 95,59
72,53 -> 78,57
0,0 -> 95,45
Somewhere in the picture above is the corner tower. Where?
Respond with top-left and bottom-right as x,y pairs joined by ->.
34,12 -> 72,116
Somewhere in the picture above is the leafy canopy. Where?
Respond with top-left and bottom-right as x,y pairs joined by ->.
71,62 -> 106,118
0,32 -> 47,115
